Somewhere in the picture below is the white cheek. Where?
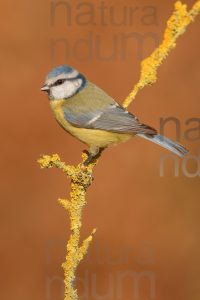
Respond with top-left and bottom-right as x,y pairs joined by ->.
51,80 -> 82,99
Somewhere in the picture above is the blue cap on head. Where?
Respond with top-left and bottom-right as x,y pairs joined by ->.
47,65 -> 74,79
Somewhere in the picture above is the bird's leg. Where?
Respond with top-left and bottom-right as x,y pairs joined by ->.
83,147 -> 104,166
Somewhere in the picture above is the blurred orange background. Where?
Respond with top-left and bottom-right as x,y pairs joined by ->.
1,1 -> 200,299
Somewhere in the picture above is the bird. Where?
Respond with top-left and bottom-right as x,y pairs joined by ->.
41,64 -> 188,164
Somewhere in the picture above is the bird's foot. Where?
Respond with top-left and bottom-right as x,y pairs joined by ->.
81,150 -> 96,166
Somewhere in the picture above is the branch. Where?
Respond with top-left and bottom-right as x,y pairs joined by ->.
123,1 -> 200,108
38,153 -> 97,300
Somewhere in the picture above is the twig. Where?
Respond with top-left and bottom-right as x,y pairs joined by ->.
123,1 -> 200,108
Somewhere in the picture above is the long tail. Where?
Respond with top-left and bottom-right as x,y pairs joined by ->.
137,133 -> 188,157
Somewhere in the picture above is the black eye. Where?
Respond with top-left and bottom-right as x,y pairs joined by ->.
55,79 -> 65,86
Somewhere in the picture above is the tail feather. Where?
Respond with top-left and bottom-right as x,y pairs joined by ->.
137,134 -> 188,157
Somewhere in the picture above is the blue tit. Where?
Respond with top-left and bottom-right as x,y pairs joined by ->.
41,64 -> 188,164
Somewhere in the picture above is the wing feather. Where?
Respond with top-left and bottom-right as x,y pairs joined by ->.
61,82 -> 156,135
63,103 -> 156,135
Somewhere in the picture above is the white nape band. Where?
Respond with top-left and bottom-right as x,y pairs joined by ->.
66,70 -> 79,79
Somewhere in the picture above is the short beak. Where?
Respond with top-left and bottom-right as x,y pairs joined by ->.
41,84 -> 49,92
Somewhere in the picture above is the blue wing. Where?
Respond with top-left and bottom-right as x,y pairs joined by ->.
60,82 -> 156,135
62,103 -> 156,135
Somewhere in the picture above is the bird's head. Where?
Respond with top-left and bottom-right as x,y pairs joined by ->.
41,65 -> 87,100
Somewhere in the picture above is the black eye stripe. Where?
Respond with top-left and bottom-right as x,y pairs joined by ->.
51,77 -> 76,87
50,73 -> 86,88
53,79 -> 66,86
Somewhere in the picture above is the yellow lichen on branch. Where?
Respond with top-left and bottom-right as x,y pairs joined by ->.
123,1 -> 200,108
38,2 -> 200,300
38,153 -> 97,300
